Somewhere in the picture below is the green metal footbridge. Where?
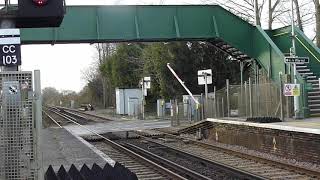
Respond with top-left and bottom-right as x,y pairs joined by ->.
20,5 -> 320,117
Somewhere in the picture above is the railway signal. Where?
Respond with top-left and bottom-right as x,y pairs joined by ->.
16,0 -> 65,28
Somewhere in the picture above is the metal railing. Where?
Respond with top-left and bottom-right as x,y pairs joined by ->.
206,78 -> 291,120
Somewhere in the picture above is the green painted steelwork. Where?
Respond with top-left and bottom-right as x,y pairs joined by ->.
19,5 -> 320,117
270,26 -> 320,77
20,5 -> 253,55
19,5 -> 286,81
268,26 -> 320,117
19,5 -> 319,83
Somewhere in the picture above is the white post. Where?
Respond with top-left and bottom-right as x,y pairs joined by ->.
204,73 -> 208,100
291,0 -> 300,118
34,70 -> 43,179
226,79 -> 230,117
141,79 -> 145,120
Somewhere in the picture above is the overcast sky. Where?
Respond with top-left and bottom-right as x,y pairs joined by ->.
19,0 -> 314,92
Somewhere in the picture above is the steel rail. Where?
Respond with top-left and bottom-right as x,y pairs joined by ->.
54,106 -> 113,121
123,142 -> 213,180
135,135 -> 267,180
153,130 -> 320,178
42,110 -> 62,128
45,109 -> 187,180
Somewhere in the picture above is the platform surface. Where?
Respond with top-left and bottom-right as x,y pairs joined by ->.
41,127 -> 112,172
207,118 -> 320,135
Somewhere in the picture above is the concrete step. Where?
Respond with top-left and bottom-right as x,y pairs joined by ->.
308,95 -> 320,99
308,88 -> 320,91
296,65 -> 308,68
307,75 -> 317,79
308,91 -> 320,94
307,79 -> 319,83
308,99 -> 320,103
310,108 -> 320,112
299,72 -> 314,75
296,69 -> 310,72
309,104 -> 320,107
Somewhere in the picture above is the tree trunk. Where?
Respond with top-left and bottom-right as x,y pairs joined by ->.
315,1 -> 320,47
268,0 -> 272,29
255,0 -> 261,26
293,0 -> 303,31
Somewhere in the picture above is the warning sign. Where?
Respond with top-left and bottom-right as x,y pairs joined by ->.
283,84 -> 300,97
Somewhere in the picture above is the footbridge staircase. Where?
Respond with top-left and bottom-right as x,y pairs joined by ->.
18,5 -> 320,117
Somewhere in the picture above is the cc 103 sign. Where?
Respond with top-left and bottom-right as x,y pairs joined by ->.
0,44 -> 21,66
0,29 -> 22,67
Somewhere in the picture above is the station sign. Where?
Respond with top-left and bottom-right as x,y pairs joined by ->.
0,29 -> 21,67
198,69 -> 212,85
284,57 -> 309,64
283,84 -> 300,97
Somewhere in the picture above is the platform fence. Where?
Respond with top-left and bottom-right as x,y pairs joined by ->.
205,80 -> 289,120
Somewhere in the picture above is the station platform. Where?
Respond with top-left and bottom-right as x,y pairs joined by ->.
198,118 -> 320,169
207,117 -> 320,134
41,127 -> 114,172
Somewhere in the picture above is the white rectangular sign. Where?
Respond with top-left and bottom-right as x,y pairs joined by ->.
284,57 -> 309,64
198,69 -> 212,85
0,29 -> 21,67
197,69 -> 212,76
283,84 -> 300,97
198,76 -> 212,85
144,76 -> 151,89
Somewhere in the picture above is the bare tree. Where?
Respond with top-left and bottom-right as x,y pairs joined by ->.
95,43 -> 117,108
268,0 -> 282,29
313,0 -> 320,46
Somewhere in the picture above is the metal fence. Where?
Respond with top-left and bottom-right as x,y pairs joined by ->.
170,99 -> 203,126
206,79 -> 289,120
0,72 -> 36,180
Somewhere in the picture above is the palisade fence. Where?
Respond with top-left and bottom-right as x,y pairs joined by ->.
155,77 -> 293,126
169,79 -> 291,126
205,79 -> 290,120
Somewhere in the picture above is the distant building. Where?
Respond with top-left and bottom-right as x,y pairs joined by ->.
115,88 -> 142,116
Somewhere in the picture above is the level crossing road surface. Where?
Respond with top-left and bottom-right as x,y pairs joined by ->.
64,119 -> 172,136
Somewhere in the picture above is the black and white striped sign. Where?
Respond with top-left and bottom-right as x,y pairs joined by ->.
0,29 -> 21,67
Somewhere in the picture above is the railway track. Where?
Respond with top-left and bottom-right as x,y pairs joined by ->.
54,106 -> 113,122
134,130 -> 320,180
43,109 -> 203,179
44,109 -> 268,179
44,108 -> 320,179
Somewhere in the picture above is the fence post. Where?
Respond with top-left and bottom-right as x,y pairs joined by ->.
244,81 -> 247,117
226,79 -> 230,117
214,86 -> 217,118
175,100 -> 180,126
222,98 -> 225,117
217,97 -> 220,118
302,75 -> 310,118
279,72 -> 284,121
249,78 -> 253,117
